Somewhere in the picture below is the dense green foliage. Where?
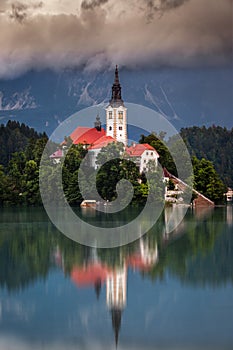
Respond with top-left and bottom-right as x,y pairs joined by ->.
0,124 -> 164,206
95,142 -> 164,205
0,121 -> 230,206
139,132 -> 177,176
0,138 -> 52,206
140,128 -> 228,203
0,122 -> 57,205
180,126 -> 233,187
192,156 -> 227,204
0,120 -> 47,167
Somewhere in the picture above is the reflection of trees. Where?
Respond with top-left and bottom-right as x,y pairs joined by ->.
145,208 -> 232,286
180,229 -> 233,286
0,224 -> 52,291
0,207 -> 232,292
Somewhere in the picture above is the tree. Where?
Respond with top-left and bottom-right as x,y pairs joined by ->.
22,160 -> 41,205
95,142 -> 141,203
143,161 -> 165,204
180,126 -> 233,187
40,164 -> 65,205
65,169 -> 83,204
95,142 -> 164,205
192,156 -> 227,204
0,165 -> 7,205
5,152 -> 26,205
0,120 -> 47,167
139,133 -> 177,176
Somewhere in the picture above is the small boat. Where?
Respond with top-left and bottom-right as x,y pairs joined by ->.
80,200 -> 97,208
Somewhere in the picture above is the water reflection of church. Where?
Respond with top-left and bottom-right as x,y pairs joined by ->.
52,205 -> 216,347
54,237 -> 158,347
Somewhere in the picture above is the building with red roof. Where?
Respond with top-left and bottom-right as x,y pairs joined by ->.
50,68 -> 160,174
49,149 -> 64,164
70,126 -> 105,147
126,143 -> 159,173
70,126 -> 90,143
88,135 -> 116,168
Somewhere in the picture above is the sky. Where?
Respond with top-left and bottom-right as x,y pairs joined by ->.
0,0 -> 232,78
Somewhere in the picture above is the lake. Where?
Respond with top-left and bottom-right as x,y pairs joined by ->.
0,205 -> 232,350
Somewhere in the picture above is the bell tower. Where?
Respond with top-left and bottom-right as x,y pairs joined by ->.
106,65 -> 128,146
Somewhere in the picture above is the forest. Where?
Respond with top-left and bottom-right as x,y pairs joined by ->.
0,120 -> 47,167
180,126 -> 233,187
0,121 -> 229,206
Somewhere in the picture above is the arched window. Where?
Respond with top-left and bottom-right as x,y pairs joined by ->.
118,111 -> 123,119
109,126 -> 112,131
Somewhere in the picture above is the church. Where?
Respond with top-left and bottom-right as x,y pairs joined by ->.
50,66 -> 159,172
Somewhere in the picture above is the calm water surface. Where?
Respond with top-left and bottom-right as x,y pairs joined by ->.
0,206 -> 232,350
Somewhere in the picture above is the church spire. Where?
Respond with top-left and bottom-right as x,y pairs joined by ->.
110,65 -> 124,107
114,65 -> 120,85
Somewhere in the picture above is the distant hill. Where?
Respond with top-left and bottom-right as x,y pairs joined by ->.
180,126 -> 233,187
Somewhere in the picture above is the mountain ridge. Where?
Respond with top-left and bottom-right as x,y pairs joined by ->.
0,66 -> 232,135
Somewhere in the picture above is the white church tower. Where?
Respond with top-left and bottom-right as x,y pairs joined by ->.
106,66 -> 128,146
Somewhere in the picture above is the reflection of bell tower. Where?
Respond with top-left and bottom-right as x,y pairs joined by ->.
94,277 -> 102,300
106,265 -> 127,347
140,238 -> 158,265
106,65 -> 127,146
111,308 -> 122,348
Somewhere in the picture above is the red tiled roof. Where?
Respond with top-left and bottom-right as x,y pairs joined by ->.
70,127 -> 91,142
49,149 -> 63,158
126,143 -> 159,157
143,143 -> 155,150
71,127 -> 106,145
88,135 -> 115,150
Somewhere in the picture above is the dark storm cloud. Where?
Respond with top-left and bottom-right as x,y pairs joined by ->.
81,0 -> 109,10
147,0 -> 189,10
9,1 -> 44,23
145,0 -> 190,20
0,0 -> 232,78
10,2 -> 28,23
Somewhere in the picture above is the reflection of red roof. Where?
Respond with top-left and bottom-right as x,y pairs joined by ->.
71,263 -> 111,287
89,136 -> 115,150
126,144 -> 158,157
70,127 -> 106,145
127,255 -> 153,271
49,149 -> 63,158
